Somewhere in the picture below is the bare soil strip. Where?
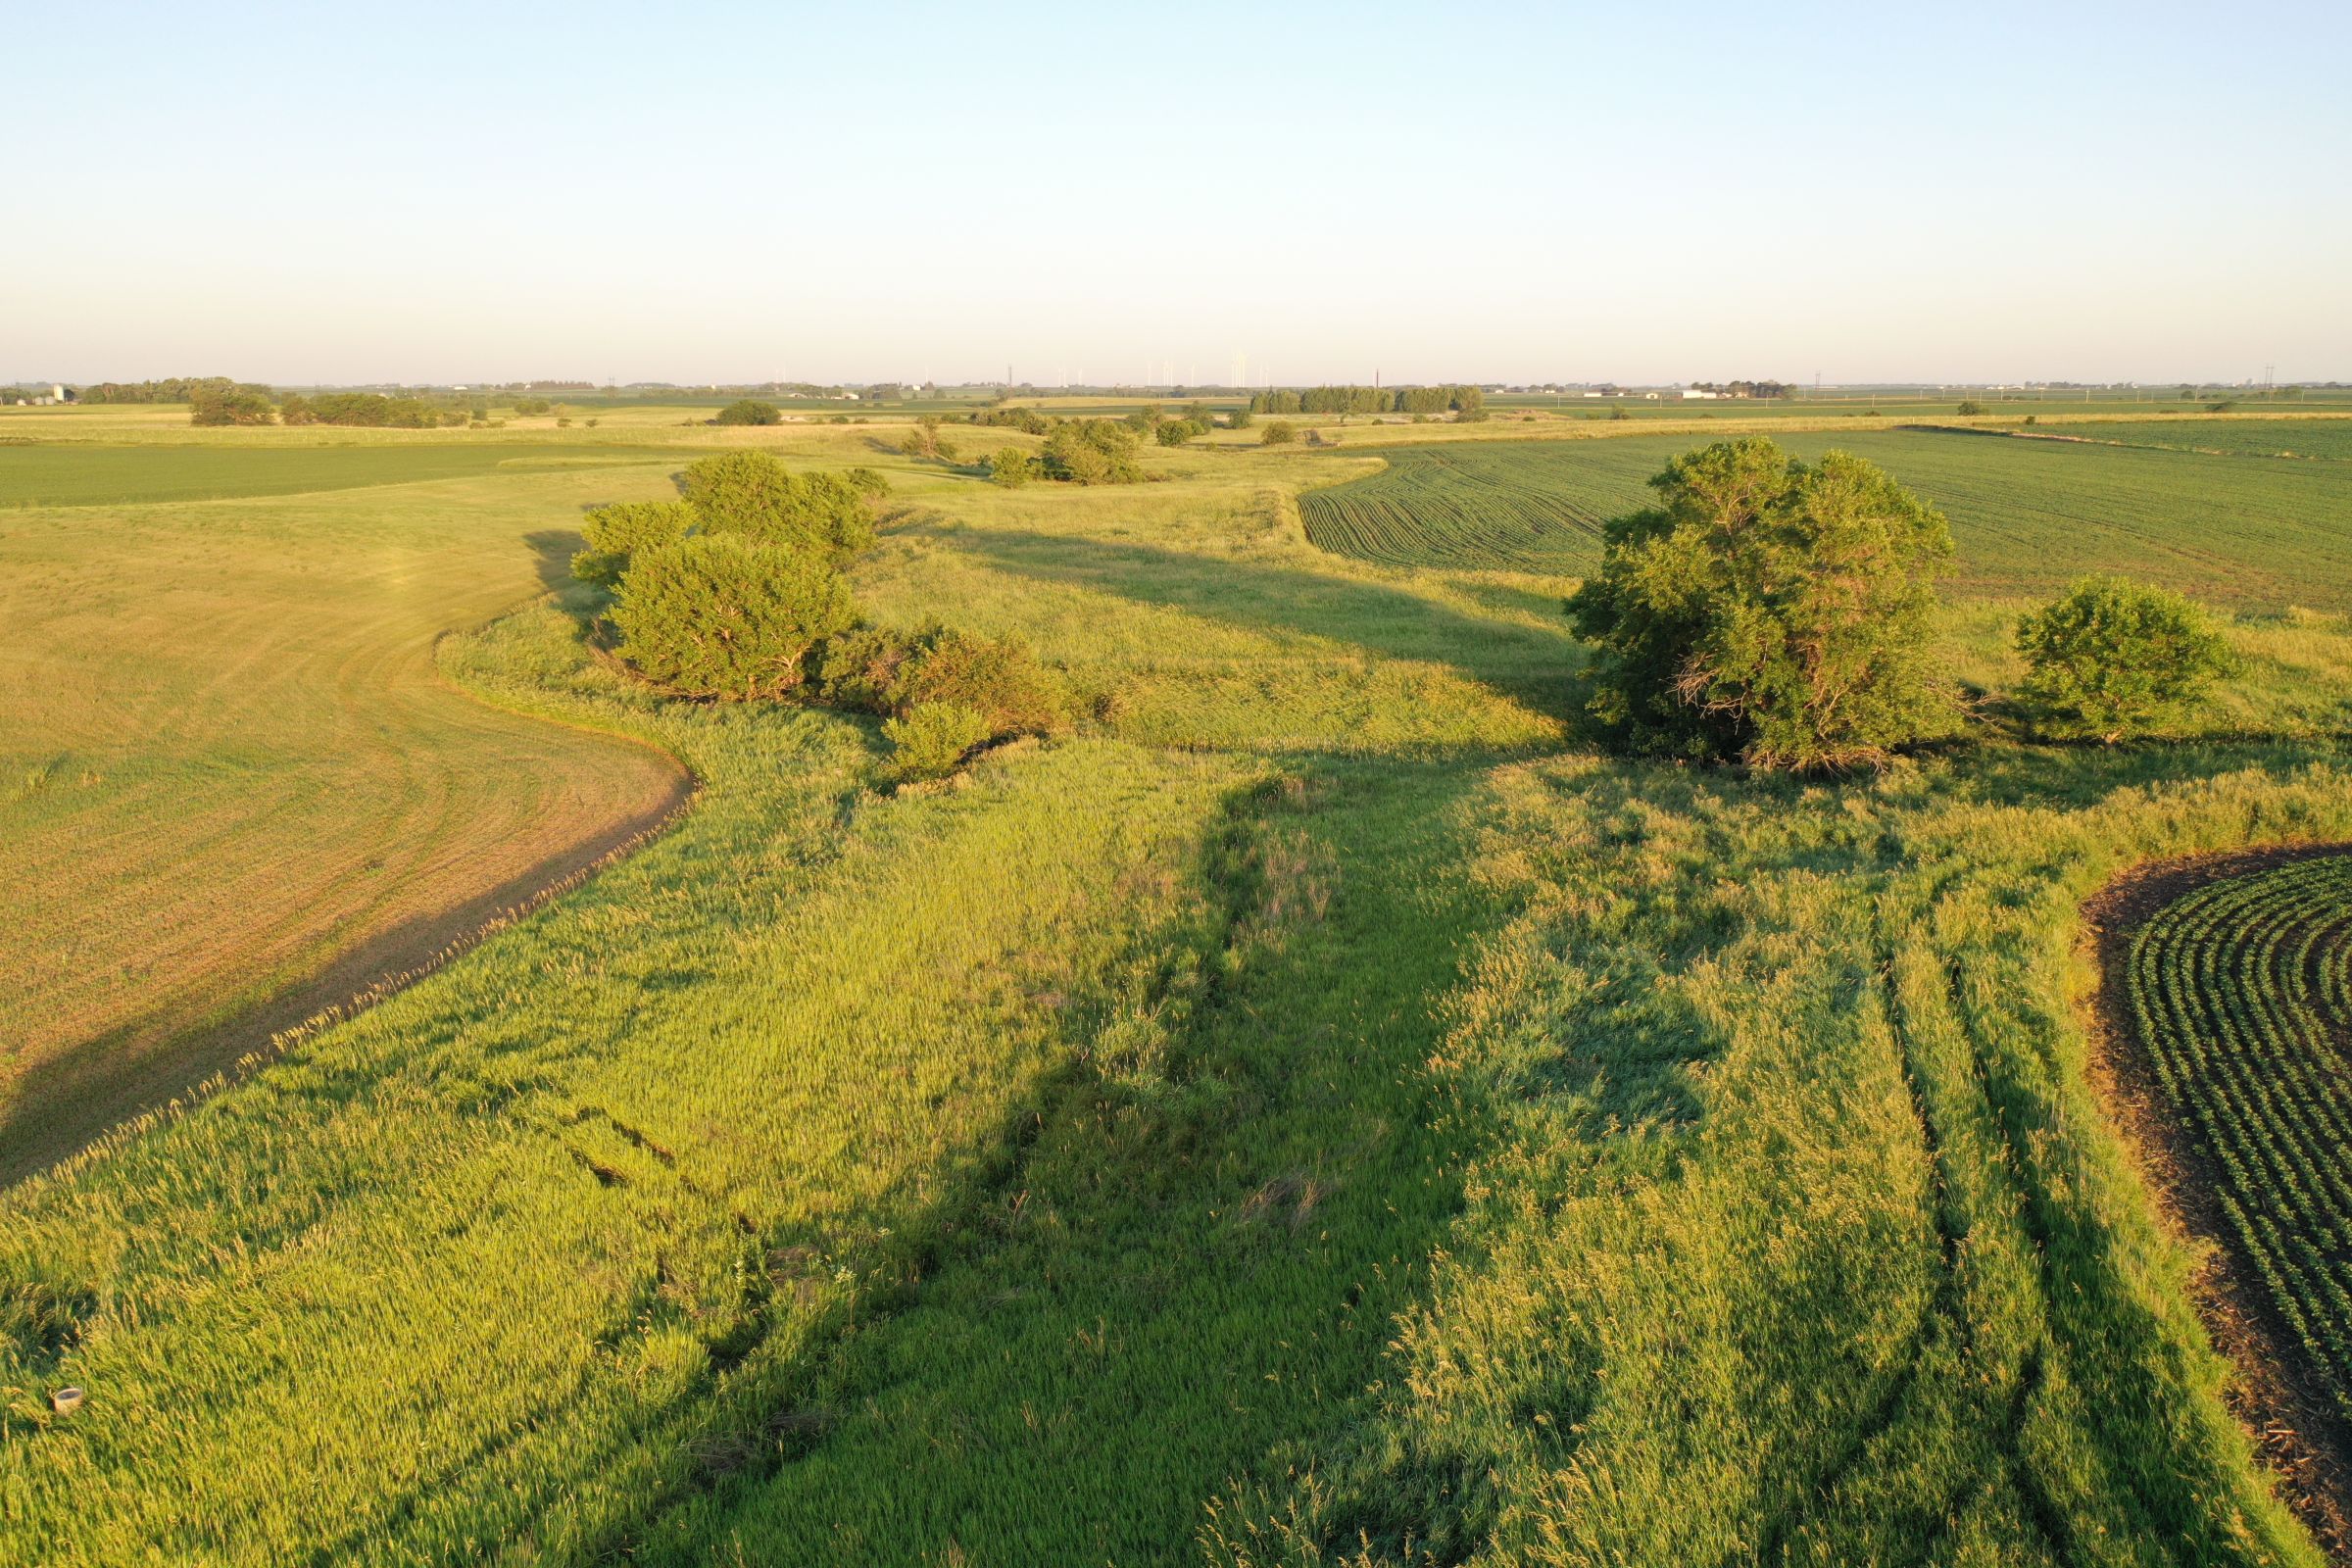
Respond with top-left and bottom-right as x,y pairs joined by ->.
2082,844 -> 2352,1561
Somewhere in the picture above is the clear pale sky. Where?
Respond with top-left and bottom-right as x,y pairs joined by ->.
5,1 -> 2346,387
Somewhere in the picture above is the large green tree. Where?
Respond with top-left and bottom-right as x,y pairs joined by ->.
1566,437 -> 1958,771
676,451 -> 875,561
611,534 -> 855,700
713,398 -> 782,426
570,500 -> 697,587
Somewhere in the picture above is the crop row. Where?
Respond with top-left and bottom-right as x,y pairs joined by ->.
2128,855 -> 2352,1421
1297,445 -> 1645,570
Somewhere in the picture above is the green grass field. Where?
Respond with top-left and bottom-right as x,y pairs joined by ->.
4,414 -> 2352,1564
1298,427 -> 2352,612
0,442 -> 678,507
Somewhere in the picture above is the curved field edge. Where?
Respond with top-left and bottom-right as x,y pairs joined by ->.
2084,846 -> 2352,1556
6,708 -> 695,1191
0,610 -> 696,1191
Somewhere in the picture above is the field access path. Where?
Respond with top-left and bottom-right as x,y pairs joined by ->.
0,459 -> 690,1182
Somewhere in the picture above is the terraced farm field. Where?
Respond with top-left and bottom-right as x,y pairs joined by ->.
1299,428 -> 2352,611
2127,855 -> 2352,1428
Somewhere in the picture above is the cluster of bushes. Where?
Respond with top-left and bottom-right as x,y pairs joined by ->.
1568,437 -> 2239,772
971,406 -> 1052,435
579,451 -> 1063,783
1250,384 -> 1485,417
714,399 -> 782,426
189,384 -> 277,426
816,623 -> 1068,782
281,392 -> 459,428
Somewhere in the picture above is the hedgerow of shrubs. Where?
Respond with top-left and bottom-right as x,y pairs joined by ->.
580,450 -> 1068,783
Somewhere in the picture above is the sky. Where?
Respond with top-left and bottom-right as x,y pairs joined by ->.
5,1 -> 2348,388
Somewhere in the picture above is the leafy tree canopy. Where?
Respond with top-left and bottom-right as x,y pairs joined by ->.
571,501 -> 697,587
1565,437 -> 1959,771
611,534 -> 855,701
2015,576 -> 2235,742
714,398 -> 782,426
1040,420 -> 1142,485
676,451 -> 876,561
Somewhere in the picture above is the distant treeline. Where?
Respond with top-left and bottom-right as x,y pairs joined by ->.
79,376 -> 252,405
1250,385 -> 1486,416
282,392 -> 453,428
1690,380 -> 1798,399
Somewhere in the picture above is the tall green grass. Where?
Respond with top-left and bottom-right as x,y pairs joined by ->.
5,419 -> 2352,1564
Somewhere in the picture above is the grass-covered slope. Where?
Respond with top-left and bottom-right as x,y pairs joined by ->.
6,421 -> 2352,1564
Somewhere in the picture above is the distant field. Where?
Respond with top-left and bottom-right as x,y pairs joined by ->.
1488,394 -> 2352,420
1298,428 -> 2352,611
0,443 -> 678,507
2035,417 -> 2352,463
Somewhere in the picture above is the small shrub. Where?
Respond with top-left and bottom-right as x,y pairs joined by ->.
1227,406 -> 1253,430
611,535 -> 855,701
1955,400 -> 1985,416
572,500 -> 697,587
2015,576 -> 2236,742
815,623 -> 938,714
900,628 -> 1066,739
714,398 -> 782,426
990,447 -> 1035,487
1260,420 -> 1297,447
883,702 -> 992,784
845,466 -> 890,500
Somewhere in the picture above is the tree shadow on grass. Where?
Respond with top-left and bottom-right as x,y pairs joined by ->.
933,524 -> 1585,726
525,528 -> 585,594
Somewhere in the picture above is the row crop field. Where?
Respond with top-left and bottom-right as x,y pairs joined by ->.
2127,856 -> 2352,1428
1298,426 -> 2352,611
0,442 -> 678,507
2035,419 -> 2352,464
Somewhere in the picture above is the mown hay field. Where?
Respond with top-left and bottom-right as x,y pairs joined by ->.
0,442 -> 688,1179
4,414 -> 2352,1564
